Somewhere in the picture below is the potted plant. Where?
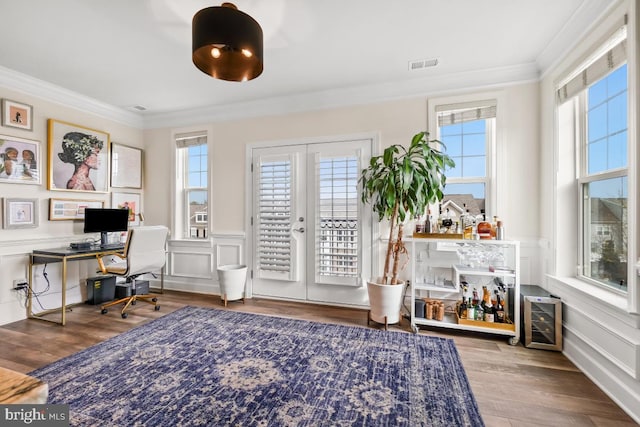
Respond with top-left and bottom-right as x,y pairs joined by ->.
360,131 -> 454,328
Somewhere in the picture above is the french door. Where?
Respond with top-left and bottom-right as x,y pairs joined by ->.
251,138 -> 372,306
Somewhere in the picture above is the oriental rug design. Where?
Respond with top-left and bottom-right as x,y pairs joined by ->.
30,306 -> 484,426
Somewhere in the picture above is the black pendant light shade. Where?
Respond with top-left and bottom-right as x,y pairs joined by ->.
192,3 -> 263,82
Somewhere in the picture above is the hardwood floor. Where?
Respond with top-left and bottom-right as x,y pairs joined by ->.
0,290 -> 636,426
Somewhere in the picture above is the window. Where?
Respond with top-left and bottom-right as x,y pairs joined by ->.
556,23 -> 628,292
435,101 -> 496,220
176,133 -> 208,239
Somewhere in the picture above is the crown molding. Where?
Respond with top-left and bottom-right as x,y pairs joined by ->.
0,61 -> 538,131
0,65 -> 144,129
142,62 -> 540,129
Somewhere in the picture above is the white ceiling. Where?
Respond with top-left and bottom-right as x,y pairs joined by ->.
0,0 -> 617,128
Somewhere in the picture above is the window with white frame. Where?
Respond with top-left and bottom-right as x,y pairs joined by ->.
176,133 -> 208,239
556,22 -> 628,292
435,101 -> 496,220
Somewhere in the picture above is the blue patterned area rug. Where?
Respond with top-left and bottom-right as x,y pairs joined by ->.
30,306 -> 484,426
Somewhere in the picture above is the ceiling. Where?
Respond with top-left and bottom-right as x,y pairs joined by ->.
0,0 -> 617,128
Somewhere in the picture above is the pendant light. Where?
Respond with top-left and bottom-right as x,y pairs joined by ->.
192,2 -> 263,82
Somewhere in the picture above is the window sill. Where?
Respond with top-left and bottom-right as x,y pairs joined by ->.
546,274 -> 628,312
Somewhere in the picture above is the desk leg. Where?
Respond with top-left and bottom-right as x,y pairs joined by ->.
27,256 -> 34,319
61,258 -> 67,326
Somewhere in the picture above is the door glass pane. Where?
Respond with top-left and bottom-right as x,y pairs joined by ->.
317,156 -> 358,278
583,176 -> 627,291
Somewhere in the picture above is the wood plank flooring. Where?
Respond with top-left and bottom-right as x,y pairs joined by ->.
0,291 -> 636,426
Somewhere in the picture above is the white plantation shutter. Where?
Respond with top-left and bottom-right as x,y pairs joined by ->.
257,155 -> 296,281
317,155 -> 359,279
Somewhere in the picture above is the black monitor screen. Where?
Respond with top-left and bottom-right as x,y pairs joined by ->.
84,208 -> 129,245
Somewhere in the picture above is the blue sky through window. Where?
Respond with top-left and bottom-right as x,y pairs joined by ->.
587,64 -> 627,175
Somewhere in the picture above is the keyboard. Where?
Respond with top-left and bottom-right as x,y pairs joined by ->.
100,243 -> 125,250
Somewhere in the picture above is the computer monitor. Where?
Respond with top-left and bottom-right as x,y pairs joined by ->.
83,208 -> 129,246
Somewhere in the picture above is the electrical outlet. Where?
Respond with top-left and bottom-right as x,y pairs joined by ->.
13,278 -> 27,289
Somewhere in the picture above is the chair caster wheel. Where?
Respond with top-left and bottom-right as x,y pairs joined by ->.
152,298 -> 157,302
121,312 -> 128,319
101,309 -> 108,315
154,305 -> 160,311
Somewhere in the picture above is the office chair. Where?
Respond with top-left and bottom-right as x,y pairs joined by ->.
96,225 -> 169,318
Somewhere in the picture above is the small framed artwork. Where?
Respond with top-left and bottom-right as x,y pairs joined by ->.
111,143 -> 143,189
47,119 -> 110,193
2,198 -> 38,229
1,99 -> 33,131
49,198 -> 103,221
0,134 -> 41,185
112,192 -> 141,226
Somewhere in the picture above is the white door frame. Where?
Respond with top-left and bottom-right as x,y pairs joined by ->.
244,132 -> 381,305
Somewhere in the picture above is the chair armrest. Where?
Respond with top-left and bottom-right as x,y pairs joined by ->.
95,253 -> 126,273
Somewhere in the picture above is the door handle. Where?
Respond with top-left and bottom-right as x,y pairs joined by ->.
293,227 -> 305,233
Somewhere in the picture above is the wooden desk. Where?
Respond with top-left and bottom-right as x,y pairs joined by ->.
0,367 -> 48,404
28,245 -> 125,326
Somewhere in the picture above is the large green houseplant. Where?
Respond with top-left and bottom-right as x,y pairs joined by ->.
360,131 -> 454,326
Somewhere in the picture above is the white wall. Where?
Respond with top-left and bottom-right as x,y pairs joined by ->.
143,85 -> 541,297
539,0 -> 640,422
0,86 -> 143,325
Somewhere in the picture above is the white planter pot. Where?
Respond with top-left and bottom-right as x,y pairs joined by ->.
367,278 -> 405,329
217,264 -> 247,306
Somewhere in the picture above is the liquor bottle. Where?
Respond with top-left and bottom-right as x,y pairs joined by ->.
476,210 -> 492,240
458,297 -> 467,319
425,209 -> 432,234
496,220 -> 505,240
466,297 -> 475,321
495,295 -> 505,323
482,285 -> 491,308
490,215 -> 499,239
462,208 -> 473,239
471,288 -> 479,307
414,213 -> 425,234
437,205 -> 444,233
484,301 -> 495,322
474,302 -> 484,321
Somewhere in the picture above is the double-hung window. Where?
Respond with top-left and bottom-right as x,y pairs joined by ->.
176,133 -> 208,239
435,100 -> 496,219
556,23 -> 628,292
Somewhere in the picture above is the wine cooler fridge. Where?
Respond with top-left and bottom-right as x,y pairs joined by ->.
520,285 -> 563,351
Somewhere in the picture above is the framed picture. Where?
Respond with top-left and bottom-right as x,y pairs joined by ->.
0,134 -> 41,185
112,192 -> 141,226
47,119 -> 110,193
2,198 -> 38,229
1,99 -> 33,131
49,198 -> 103,221
111,143 -> 143,189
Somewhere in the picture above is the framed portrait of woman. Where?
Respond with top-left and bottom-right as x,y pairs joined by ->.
47,119 -> 110,193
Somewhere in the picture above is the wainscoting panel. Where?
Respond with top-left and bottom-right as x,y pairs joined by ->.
163,233 -> 246,295
563,304 -> 639,379
169,252 -> 213,279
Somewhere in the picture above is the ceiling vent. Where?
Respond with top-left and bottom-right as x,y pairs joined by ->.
408,58 -> 439,71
